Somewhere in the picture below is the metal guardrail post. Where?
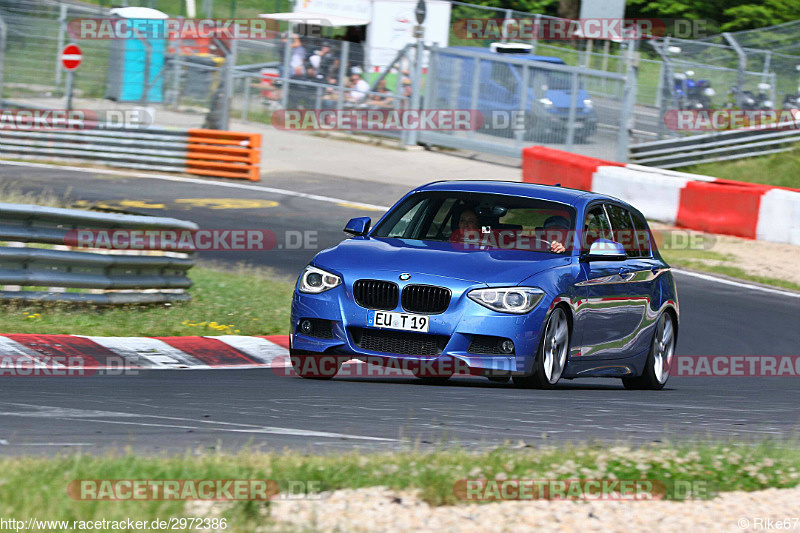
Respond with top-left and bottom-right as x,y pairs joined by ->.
501,9 -> 512,43
530,14 -> 540,55
221,38 -> 237,130
469,57 -> 481,142
515,63 -> 530,148
55,4 -> 68,88
654,61 -> 664,111
616,40 -> 638,162
0,11 -> 6,100
407,34 -> 425,146
336,41 -> 349,113
565,69 -> 579,149
723,32 -> 747,107
242,73 -> 251,121
281,34 -> 292,109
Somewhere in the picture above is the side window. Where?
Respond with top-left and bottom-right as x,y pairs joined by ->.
582,205 -> 613,252
630,210 -> 653,258
605,204 -> 639,258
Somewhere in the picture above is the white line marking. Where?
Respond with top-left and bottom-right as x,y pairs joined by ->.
23,443 -> 93,446
0,403 -> 397,442
0,160 -> 391,211
673,269 -> 800,299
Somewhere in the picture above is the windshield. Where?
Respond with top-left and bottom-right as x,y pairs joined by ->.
372,191 -> 576,254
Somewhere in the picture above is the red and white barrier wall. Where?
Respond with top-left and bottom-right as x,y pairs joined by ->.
0,334 -> 290,370
522,146 -> 800,245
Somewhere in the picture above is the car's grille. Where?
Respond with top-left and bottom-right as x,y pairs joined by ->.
401,284 -> 451,314
468,335 -> 514,355
353,279 -> 398,310
349,327 -> 449,356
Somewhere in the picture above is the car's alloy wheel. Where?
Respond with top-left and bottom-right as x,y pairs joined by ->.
622,313 -> 675,390
513,307 -> 569,389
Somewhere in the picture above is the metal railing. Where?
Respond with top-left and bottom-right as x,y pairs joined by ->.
629,120 -> 800,168
419,44 -> 632,160
0,203 -> 197,304
0,120 -> 261,180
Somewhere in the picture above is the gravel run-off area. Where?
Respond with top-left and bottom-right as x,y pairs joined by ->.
189,485 -> 800,532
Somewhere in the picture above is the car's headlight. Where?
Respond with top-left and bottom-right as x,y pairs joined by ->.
298,265 -> 342,294
468,287 -> 545,314
583,98 -> 593,110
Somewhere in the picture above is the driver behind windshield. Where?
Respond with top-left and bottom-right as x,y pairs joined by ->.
542,216 -> 568,253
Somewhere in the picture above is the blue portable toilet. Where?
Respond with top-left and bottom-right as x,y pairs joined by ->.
105,7 -> 168,103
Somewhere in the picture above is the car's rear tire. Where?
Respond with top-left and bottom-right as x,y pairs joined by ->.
290,351 -> 343,380
513,307 -> 570,390
622,313 -> 675,391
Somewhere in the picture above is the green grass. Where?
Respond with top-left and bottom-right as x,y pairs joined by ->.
683,148 -> 800,189
0,265 -> 294,336
1,441 -> 799,531
0,182 -> 73,208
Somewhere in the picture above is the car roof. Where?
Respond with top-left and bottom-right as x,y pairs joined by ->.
442,47 -> 567,65
413,180 -> 629,210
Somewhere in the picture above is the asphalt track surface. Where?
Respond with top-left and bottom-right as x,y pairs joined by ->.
0,162 -> 799,454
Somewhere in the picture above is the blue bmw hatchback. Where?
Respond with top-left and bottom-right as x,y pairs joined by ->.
290,181 -> 679,390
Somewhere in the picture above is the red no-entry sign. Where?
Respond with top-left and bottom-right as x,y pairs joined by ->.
61,44 -> 83,71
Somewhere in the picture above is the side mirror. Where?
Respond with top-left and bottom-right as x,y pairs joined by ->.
344,216 -> 371,237
581,239 -> 627,262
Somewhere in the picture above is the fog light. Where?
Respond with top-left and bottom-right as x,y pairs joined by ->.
500,340 -> 515,354
300,319 -> 313,334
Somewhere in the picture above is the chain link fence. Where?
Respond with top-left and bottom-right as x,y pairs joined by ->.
420,45 -> 631,159
2,0 -> 800,160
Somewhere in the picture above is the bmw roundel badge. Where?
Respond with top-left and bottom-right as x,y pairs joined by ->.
399,273 -> 411,281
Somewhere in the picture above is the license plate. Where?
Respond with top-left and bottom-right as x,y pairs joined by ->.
367,310 -> 429,332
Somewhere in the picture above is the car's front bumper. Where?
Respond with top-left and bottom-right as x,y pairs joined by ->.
290,273 -> 551,375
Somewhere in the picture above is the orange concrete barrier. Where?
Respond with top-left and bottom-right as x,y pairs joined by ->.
186,129 -> 261,182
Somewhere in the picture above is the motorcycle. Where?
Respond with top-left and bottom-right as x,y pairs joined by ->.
727,83 -> 774,110
673,70 -> 715,109
782,87 -> 800,110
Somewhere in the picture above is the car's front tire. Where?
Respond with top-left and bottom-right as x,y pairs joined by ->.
513,307 -> 570,390
622,313 -> 675,390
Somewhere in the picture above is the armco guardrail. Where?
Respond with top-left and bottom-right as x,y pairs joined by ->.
523,146 -> 800,245
629,122 -> 800,169
0,203 -> 198,304
0,126 -> 261,181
